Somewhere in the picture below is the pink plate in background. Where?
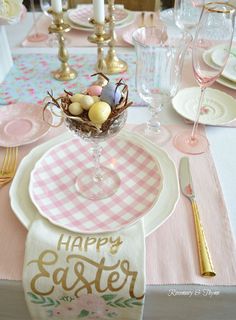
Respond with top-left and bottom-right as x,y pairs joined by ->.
0,103 -> 52,147
29,137 -> 163,233
68,5 -> 129,28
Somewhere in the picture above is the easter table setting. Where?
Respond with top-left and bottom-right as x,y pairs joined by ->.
1,1 -> 236,320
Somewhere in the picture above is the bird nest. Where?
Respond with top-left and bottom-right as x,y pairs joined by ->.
43,75 -> 132,138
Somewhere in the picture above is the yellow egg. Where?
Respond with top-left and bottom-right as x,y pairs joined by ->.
70,93 -> 84,103
92,96 -> 100,103
80,95 -> 95,110
88,101 -> 111,125
68,102 -> 83,116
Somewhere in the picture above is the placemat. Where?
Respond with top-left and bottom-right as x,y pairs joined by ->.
21,10 -> 156,49
21,13 -> 135,48
0,53 -> 146,106
0,124 -> 236,286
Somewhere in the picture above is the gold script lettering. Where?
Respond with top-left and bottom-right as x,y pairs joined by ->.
121,260 -> 144,299
57,234 -> 71,251
28,250 -> 56,295
56,234 -> 123,254
109,236 -> 123,254
28,251 -> 142,299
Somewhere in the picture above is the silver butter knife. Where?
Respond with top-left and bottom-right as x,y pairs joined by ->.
179,157 -> 216,277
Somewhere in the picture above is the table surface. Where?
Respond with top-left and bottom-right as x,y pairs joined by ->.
1,11 -> 236,320
7,12 -> 236,235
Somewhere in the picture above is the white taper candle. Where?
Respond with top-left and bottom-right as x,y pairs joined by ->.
51,0 -> 62,13
93,0 -> 105,24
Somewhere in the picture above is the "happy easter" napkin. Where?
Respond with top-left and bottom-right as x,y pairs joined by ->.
23,218 -> 145,320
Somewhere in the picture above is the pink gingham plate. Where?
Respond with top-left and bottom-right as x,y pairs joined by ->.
29,136 -> 163,233
0,103 -> 52,147
68,5 -> 129,28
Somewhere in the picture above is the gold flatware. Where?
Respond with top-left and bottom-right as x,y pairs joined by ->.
150,13 -> 154,26
179,157 -> 216,277
0,147 -> 18,187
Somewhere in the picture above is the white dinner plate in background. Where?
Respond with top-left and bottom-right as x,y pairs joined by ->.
68,5 -> 129,28
65,10 -> 135,31
172,87 -> 236,125
210,46 -> 236,82
202,48 -> 236,90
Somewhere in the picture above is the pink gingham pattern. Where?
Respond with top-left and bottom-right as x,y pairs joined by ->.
29,137 -> 163,233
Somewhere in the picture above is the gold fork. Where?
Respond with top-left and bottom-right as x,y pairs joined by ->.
150,13 -> 154,26
139,12 -> 145,28
0,147 -> 18,187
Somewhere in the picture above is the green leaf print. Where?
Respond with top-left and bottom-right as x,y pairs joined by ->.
101,294 -> 117,301
27,292 -> 60,307
78,309 -> 90,318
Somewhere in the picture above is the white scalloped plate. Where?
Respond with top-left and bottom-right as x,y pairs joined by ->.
172,87 -> 236,125
68,5 -> 129,28
203,47 -> 236,87
10,130 -> 179,236
65,10 -> 135,31
211,46 -> 236,83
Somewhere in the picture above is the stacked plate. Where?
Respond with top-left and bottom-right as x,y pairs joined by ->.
65,4 -> 135,31
203,45 -> 236,90
10,130 -> 179,236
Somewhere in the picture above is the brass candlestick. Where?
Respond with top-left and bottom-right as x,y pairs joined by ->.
48,9 -> 77,81
105,0 -> 128,74
88,18 -> 110,86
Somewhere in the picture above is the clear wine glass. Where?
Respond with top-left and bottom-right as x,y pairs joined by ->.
174,0 -> 203,34
65,110 -> 127,200
173,2 -> 235,154
132,25 -> 192,145
27,0 -> 48,42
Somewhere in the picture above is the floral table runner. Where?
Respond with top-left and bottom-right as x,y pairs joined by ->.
0,53 -> 146,106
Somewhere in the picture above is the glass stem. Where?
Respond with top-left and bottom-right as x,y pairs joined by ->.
30,0 -> 38,36
91,142 -> 103,182
147,104 -> 162,134
191,87 -> 206,141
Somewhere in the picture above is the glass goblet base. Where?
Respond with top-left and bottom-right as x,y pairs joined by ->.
133,124 -> 171,146
75,166 -> 121,200
27,33 -> 48,42
173,129 -> 209,154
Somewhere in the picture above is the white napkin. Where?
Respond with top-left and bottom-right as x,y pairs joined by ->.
23,219 -> 145,320
0,0 -> 23,25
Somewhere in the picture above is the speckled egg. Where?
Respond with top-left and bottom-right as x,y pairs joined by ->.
68,102 -> 83,116
88,101 -> 111,125
87,85 -> 102,97
70,93 -> 84,103
80,95 -> 95,110
100,83 -> 122,108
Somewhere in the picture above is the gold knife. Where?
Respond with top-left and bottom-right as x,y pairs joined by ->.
179,157 -> 216,277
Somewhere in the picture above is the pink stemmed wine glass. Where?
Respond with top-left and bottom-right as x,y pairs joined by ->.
174,2 -> 235,154
27,0 -> 48,42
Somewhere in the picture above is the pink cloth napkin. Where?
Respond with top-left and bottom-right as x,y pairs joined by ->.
1,124 -> 236,286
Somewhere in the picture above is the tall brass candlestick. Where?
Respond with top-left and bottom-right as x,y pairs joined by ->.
48,9 -> 77,81
105,0 -> 128,74
88,18 -> 110,86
